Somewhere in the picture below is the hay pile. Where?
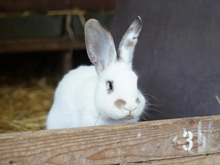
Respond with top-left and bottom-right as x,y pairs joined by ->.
0,77 -> 56,133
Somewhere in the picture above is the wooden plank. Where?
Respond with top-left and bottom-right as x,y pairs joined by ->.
0,0 -> 118,13
0,115 -> 219,164
0,36 -> 85,54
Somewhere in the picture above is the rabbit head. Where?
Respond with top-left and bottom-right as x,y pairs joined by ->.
85,16 -> 146,121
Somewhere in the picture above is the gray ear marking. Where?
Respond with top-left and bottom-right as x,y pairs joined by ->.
85,19 -> 117,74
125,16 -> 142,36
133,16 -> 142,33
117,16 -> 142,67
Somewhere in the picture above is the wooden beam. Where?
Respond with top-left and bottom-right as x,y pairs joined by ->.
0,0 -> 118,13
0,115 -> 219,164
0,36 -> 85,54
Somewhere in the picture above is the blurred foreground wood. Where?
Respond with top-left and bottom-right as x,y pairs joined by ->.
0,115 -> 220,164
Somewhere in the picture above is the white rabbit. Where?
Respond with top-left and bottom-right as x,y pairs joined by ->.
46,16 -> 147,129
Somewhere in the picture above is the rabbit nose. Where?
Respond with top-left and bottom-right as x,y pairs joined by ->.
124,106 -> 137,112
124,98 -> 139,111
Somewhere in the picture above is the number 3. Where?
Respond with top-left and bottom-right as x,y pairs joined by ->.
183,129 -> 193,151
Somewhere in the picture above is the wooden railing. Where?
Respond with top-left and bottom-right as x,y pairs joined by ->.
0,115 -> 219,164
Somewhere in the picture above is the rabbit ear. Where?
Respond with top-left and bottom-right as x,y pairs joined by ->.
117,16 -> 142,68
85,19 -> 117,74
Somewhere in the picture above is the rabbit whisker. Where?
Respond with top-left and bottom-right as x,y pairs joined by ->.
94,108 -> 104,126
137,66 -> 152,81
140,111 -> 156,121
148,107 -> 168,118
143,93 -> 159,101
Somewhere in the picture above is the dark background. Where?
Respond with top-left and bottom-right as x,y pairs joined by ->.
111,0 -> 220,119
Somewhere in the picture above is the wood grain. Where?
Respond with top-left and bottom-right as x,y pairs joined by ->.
121,153 -> 220,165
0,115 -> 219,165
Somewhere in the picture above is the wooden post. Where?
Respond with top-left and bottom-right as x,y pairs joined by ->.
61,50 -> 72,74
0,115 -> 219,164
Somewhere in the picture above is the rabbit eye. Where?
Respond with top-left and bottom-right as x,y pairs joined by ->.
106,81 -> 114,94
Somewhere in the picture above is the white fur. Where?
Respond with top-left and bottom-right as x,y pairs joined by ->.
46,16 -> 147,129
